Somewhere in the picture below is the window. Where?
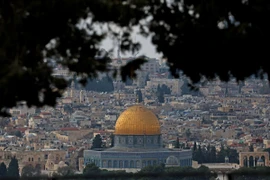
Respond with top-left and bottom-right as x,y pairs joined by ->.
128,138 -> 133,144
121,137 -> 126,144
137,137 -> 143,144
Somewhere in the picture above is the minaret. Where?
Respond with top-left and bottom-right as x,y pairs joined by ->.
70,80 -> 75,98
79,90 -> 83,103
136,94 -> 139,104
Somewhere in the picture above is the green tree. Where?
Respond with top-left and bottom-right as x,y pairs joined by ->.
193,141 -> 197,151
0,162 -> 7,177
229,167 -> 270,180
139,164 -> 165,180
92,134 -> 103,149
204,144 -> 212,163
83,163 -> 101,176
263,147 -> 270,157
197,145 -> 205,164
21,164 -> 41,178
139,164 -> 165,174
226,147 -> 239,163
196,165 -> 217,180
7,157 -> 20,179
57,166 -> 75,177
209,146 -> 217,163
13,130 -> 23,138
174,137 -> 180,148
217,144 -> 227,163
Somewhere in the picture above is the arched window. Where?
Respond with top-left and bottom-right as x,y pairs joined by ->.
113,160 -> 117,168
108,160 -> 112,168
102,160 -> 106,168
142,160 -> 146,168
130,160 -> 134,168
124,160 -> 128,168
119,160 -> 123,168
136,160 -> 140,168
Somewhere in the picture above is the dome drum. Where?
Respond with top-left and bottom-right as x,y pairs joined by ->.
114,134 -> 162,149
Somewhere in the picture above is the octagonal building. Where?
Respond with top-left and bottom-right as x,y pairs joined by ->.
83,105 -> 192,172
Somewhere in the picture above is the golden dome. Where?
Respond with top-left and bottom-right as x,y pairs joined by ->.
114,105 -> 161,135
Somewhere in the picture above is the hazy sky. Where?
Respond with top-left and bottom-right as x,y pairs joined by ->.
100,29 -> 163,59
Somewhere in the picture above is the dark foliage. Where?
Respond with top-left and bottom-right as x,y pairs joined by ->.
21,164 -> 41,178
0,162 -> 7,177
193,143 -> 238,164
91,134 -> 103,149
1,0 -> 270,115
6,157 -> 20,179
79,75 -> 114,92
174,137 -> 180,148
228,167 -> 270,180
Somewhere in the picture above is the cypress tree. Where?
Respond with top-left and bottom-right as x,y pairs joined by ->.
174,137 -> 180,148
7,157 -> 20,179
0,162 -> 7,177
193,141 -> 197,151
197,145 -> 205,164
209,146 -> 217,163
92,134 -> 103,149
249,144 -> 254,152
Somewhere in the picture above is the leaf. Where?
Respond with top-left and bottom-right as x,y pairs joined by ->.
120,57 -> 147,82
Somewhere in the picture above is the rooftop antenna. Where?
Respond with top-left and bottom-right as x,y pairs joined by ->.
136,94 -> 139,104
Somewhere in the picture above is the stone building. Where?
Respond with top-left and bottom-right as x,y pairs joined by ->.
0,149 -> 66,173
84,104 -> 192,172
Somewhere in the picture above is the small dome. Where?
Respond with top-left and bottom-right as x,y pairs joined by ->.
166,156 -> 179,166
